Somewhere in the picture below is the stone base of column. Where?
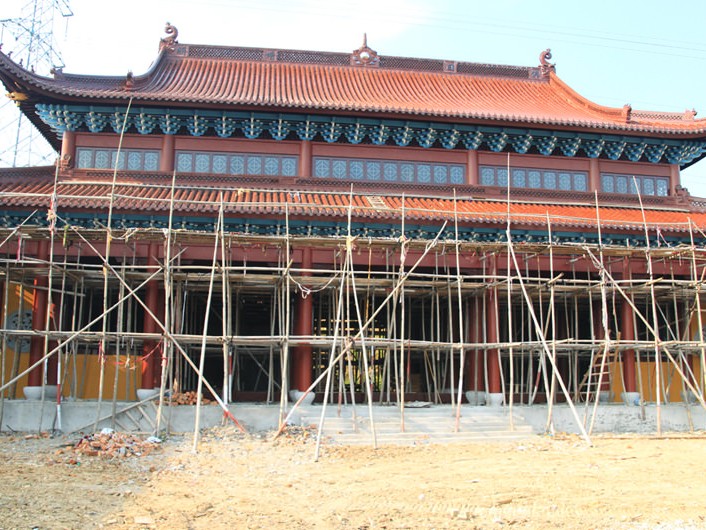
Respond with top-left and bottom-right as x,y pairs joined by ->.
289,389 -> 315,405
680,390 -> 698,404
23,385 -> 57,400
621,391 -> 641,406
136,388 -> 160,401
465,390 -> 486,406
485,392 -> 504,407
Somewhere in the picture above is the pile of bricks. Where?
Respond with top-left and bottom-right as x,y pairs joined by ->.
168,390 -> 212,405
73,430 -> 161,458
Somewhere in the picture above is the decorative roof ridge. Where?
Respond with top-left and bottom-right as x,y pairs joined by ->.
169,42 -> 542,80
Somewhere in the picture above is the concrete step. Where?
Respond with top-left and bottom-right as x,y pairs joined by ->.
294,405 -> 536,444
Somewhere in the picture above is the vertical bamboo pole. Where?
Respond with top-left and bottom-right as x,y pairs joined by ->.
545,214 -> 557,434
634,178 -> 662,435
94,97 -> 133,431
193,198 -> 224,452
0,262 -> 10,427
156,169 -> 177,433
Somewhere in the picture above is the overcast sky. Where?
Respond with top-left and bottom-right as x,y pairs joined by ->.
3,0 -> 706,194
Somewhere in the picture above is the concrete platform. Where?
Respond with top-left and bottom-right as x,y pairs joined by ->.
1,399 -> 704,442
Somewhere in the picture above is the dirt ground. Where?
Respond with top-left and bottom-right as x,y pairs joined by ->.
1,427 -> 705,530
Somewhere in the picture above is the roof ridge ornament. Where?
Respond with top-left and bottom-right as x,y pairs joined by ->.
159,22 -> 179,52
622,104 -> 632,122
351,33 -> 380,67
539,48 -> 555,77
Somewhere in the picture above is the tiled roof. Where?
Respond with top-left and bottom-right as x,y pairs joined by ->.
1,42 -> 705,136
1,169 -> 704,235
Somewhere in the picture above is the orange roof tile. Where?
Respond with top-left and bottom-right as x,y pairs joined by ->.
2,43 -> 705,136
1,170 -> 705,236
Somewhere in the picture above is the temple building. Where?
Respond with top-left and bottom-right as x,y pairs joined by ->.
1,24 -> 706,430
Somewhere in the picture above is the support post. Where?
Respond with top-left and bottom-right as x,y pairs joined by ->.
27,240 -> 49,388
299,140 -> 312,178
292,247 -> 313,396
141,243 -> 161,390
486,255 -> 503,405
160,134 -> 175,173
467,149 -> 479,186
465,295 -> 485,404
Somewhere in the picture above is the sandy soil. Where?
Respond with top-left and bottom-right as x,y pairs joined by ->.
1,427 -> 705,530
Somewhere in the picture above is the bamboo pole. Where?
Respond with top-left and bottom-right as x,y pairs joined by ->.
275,221 -> 448,444
94,97 -> 133,432
193,199 -> 224,452
155,169 -> 177,434
634,178 -> 662,434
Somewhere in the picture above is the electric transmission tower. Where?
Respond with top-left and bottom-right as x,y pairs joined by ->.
0,0 -> 73,167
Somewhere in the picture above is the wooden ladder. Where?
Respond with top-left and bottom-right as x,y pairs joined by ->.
577,346 -> 617,402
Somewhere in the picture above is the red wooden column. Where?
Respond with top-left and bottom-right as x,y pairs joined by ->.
60,130 -> 76,168
465,296 -> 485,403
141,243 -> 161,390
292,247 -> 313,393
621,262 -> 637,395
467,150 -> 479,186
298,140 -> 312,178
160,134 -> 175,173
588,158 -> 600,193
28,240 -> 50,387
486,255 -> 502,402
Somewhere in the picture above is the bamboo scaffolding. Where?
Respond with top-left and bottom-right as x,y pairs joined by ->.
0,178 -> 705,443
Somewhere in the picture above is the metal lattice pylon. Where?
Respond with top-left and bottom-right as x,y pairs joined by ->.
0,0 -> 73,167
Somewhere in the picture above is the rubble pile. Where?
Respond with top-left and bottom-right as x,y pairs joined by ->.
168,390 -> 213,405
73,429 -> 162,458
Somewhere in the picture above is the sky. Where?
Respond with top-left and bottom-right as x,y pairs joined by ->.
2,0 -> 706,194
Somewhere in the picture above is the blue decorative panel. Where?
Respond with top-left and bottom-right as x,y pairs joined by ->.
400,164 -> 414,182
195,154 -> 210,173
602,173 -> 671,197
264,157 -> 279,176
247,156 -> 262,175
77,149 -> 92,169
573,173 -> 587,191
384,163 -> 397,182
282,157 -> 297,177
333,160 -> 347,179
212,155 -> 228,174
367,161 -> 381,181
349,160 -> 364,180
601,175 -> 614,193
230,155 -> 245,174
643,178 -> 655,195
616,176 -> 628,194
543,172 -> 556,189
497,169 -> 508,187
95,150 -> 110,169
144,152 -> 159,171
111,152 -> 126,170
177,153 -> 193,172
512,169 -> 526,188
528,170 -> 541,188
480,167 -> 495,186
417,164 -> 431,183
314,158 -> 329,177
127,152 -> 141,171
450,166 -> 464,185
433,165 -> 448,184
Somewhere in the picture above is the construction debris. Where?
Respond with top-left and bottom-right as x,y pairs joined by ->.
168,391 -> 213,406
72,429 -> 162,458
